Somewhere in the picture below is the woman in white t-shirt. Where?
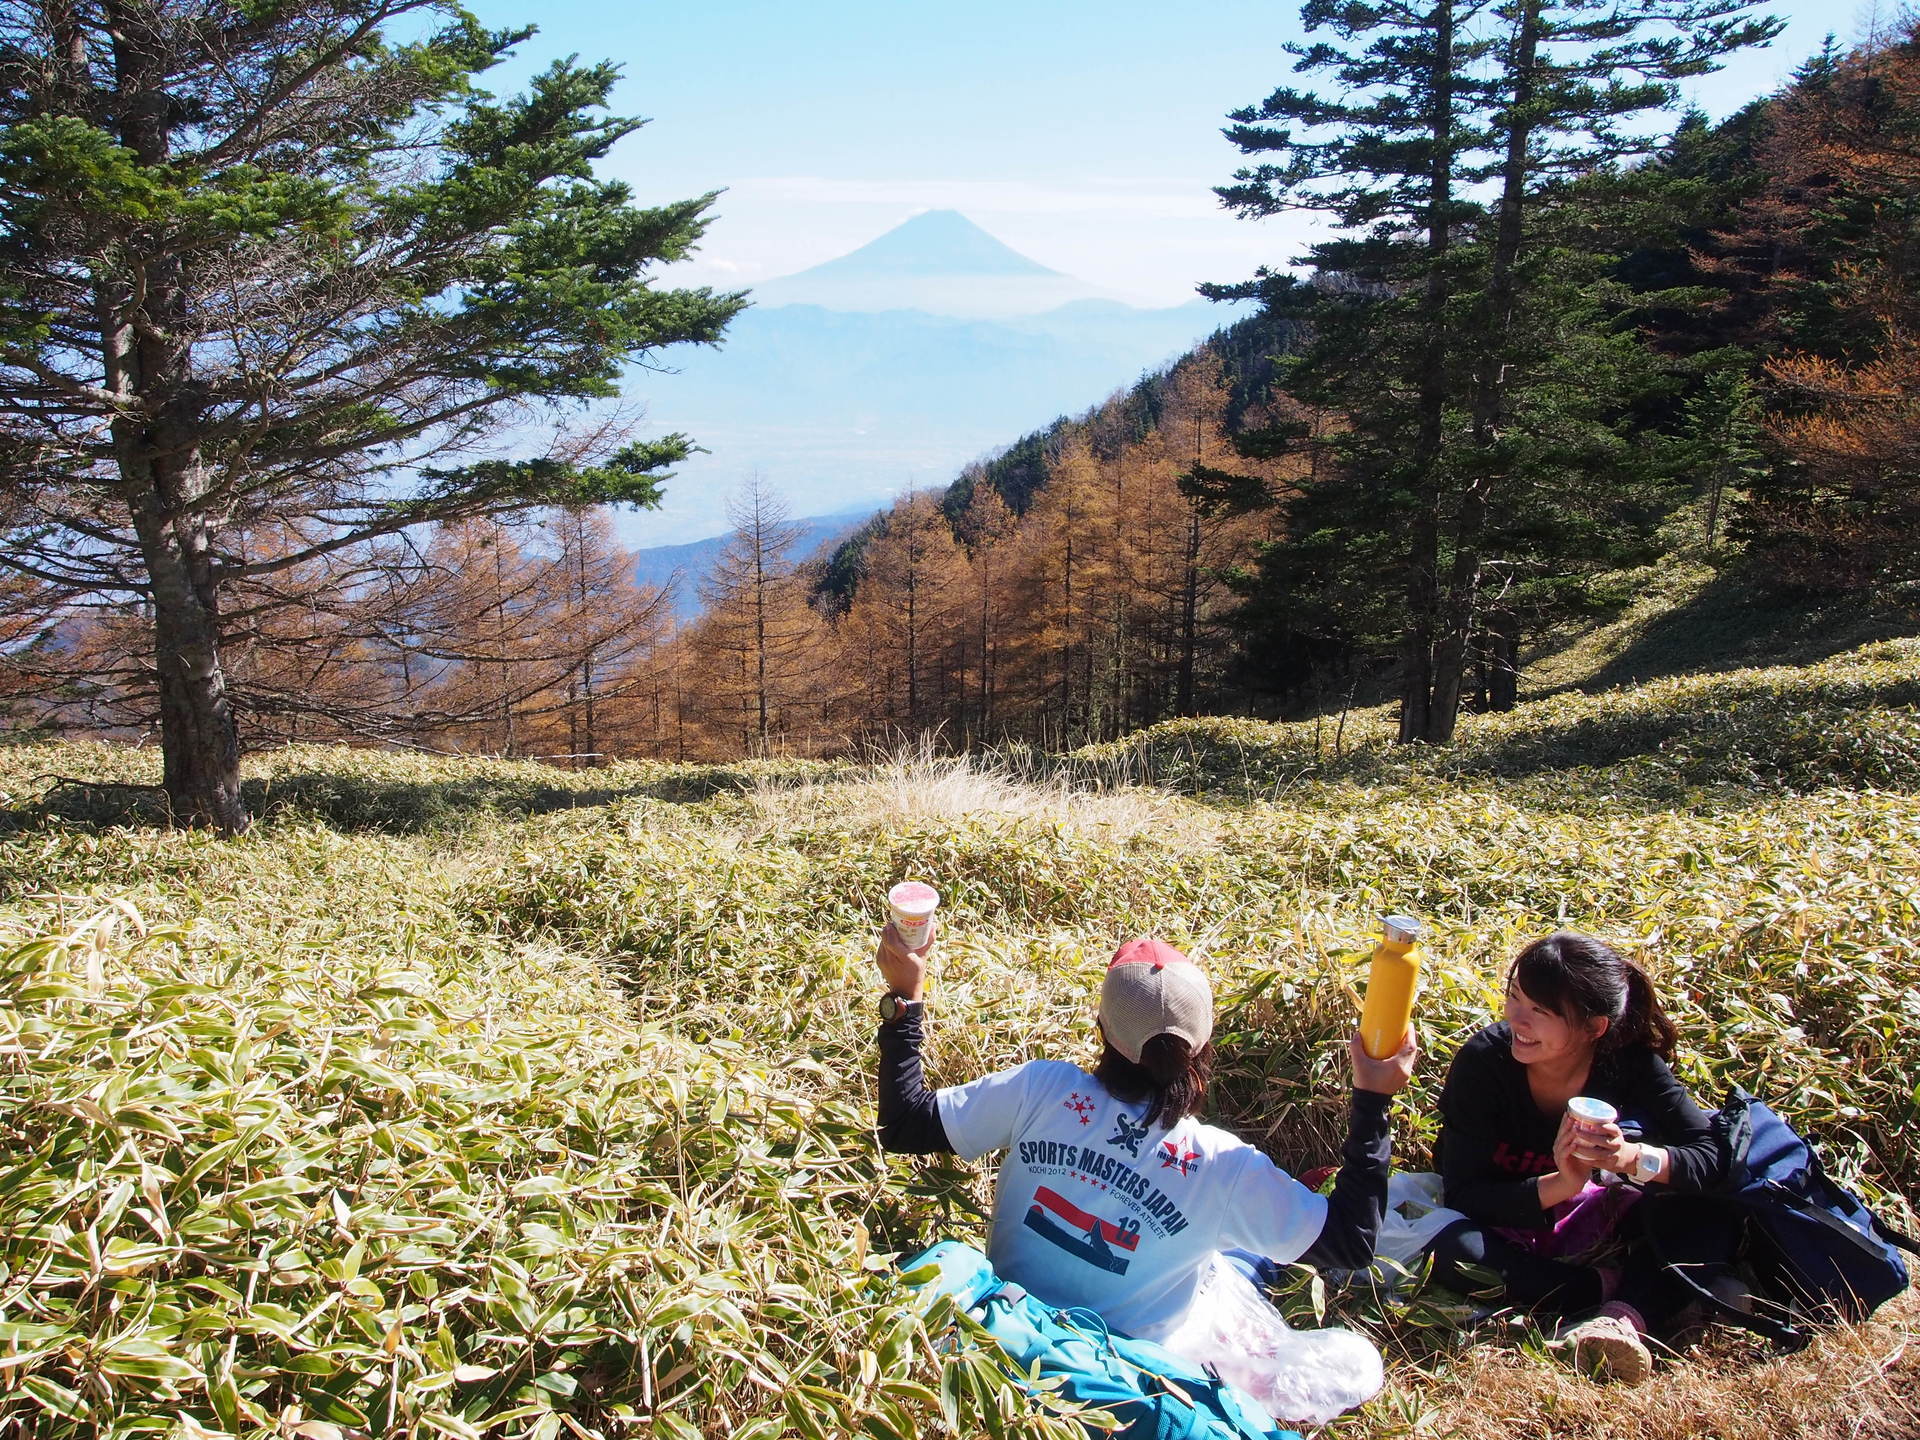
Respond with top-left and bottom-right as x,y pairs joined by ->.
874,929 -> 1417,1345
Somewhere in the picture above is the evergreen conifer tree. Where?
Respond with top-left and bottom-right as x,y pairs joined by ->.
1218,0 -> 1779,739
0,0 -> 742,829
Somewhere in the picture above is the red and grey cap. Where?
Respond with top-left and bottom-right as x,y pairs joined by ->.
1099,937 -> 1213,1063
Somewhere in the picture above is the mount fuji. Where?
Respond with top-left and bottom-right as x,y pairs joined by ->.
751,209 -> 1126,317
622,211 -> 1246,564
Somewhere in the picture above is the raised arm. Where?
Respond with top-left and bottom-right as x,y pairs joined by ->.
1298,1029 -> 1417,1270
875,923 -> 952,1154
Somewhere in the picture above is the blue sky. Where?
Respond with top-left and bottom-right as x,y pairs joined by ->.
456,0 -> 1879,547
466,0 -> 1868,306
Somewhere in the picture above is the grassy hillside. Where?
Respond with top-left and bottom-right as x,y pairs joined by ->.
1,640 -> 1916,1438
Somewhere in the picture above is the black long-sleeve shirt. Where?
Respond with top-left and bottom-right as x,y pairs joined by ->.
1436,1022 -> 1721,1230
877,1012 -> 948,1152
876,1014 -> 1394,1269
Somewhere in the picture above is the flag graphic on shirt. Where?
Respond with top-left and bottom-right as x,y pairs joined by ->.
1022,1185 -> 1141,1275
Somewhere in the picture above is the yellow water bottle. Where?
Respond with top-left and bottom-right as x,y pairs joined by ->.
1359,913 -> 1425,1059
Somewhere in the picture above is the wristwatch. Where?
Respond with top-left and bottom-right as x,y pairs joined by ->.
879,992 -> 924,1025
1631,1144 -> 1667,1184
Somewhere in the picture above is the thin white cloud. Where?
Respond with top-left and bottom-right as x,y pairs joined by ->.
732,176 -> 1221,220
662,174 -> 1322,308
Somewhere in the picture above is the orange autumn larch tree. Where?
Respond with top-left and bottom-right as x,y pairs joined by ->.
688,478 -> 830,757
831,491 -> 970,743
1720,23 -> 1920,587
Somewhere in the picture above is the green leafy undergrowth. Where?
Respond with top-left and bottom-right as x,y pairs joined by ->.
1074,638 -> 1920,800
2,636 -> 1918,1439
0,895 -> 1052,1440
0,744 -> 847,836
470,783 -> 1920,1205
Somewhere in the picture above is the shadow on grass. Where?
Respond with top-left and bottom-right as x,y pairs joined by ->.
1454,684 -> 1919,786
2,761 -> 828,836
1563,569 -> 1920,695
1108,664 -> 1920,812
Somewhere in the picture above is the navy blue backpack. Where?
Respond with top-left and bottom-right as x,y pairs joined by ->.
899,1241 -> 1299,1440
1639,1088 -> 1919,1349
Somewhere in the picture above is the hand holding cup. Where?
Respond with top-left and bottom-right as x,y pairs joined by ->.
887,882 -> 939,953
1566,1096 -> 1635,1174
874,923 -> 930,1002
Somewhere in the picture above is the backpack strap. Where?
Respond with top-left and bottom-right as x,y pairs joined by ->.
1800,1144 -> 1920,1260
1637,1194 -> 1809,1349
1759,1180 -> 1916,1266
1781,1144 -> 1920,1267
1871,1213 -> 1920,1259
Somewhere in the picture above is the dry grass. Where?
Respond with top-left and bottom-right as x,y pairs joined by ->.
737,738 -> 1218,847
1520,531 -> 1920,703
1411,1290 -> 1920,1439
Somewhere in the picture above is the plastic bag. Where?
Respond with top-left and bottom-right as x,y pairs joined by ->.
1373,1171 -> 1468,1272
1160,1253 -> 1384,1425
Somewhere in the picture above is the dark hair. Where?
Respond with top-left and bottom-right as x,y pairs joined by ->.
1094,1034 -> 1214,1131
1508,931 -> 1679,1061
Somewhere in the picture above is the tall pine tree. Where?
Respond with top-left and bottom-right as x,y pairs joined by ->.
0,0 -> 741,829
1218,0 -> 1778,739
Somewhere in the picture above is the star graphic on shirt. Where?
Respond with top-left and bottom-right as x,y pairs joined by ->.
1063,1092 -> 1096,1126
1158,1140 -> 1201,1177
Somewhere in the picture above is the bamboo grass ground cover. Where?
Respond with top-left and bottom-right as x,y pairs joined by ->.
0,640 -> 1916,1438
1072,638 -> 1920,800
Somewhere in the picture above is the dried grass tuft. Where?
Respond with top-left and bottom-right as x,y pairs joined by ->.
1413,1291 -> 1920,1439
739,736 -> 1216,847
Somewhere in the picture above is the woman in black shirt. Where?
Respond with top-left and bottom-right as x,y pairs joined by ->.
1431,932 -> 1728,1383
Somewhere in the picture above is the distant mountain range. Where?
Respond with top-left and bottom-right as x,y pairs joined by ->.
657,296 -> 1230,429
616,209 -> 1246,562
633,510 -> 869,622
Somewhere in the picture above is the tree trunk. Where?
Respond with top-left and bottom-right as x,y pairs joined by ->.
1177,511 -> 1201,715
753,544 -> 769,752
1426,538 -> 1479,742
131,497 -> 247,833
1431,0 -> 1542,743
574,510 -> 600,766
905,524 -> 920,725
1488,611 -> 1521,711
977,563 -> 995,736
1398,0 -> 1455,747
1398,558 -> 1436,744
109,30 -> 247,831
1060,497 -> 1075,734
1705,458 -> 1727,547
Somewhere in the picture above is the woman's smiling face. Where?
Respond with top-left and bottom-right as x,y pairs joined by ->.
1504,977 -> 1607,1069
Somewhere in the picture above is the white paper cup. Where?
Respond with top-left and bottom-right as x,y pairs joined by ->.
887,881 -> 940,952
1567,1096 -> 1618,1134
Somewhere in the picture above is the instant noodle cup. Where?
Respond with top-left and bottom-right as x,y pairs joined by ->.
887,881 -> 940,952
1567,1095 -> 1618,1136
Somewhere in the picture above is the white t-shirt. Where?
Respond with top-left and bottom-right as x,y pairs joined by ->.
936,1059 -> 1328,1342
